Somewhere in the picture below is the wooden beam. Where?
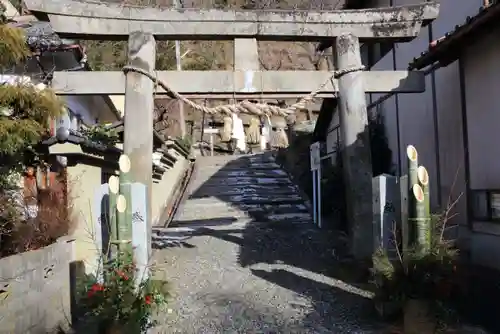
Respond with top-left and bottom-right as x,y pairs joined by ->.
52,70 -> 425,96
23,0 -> 439,41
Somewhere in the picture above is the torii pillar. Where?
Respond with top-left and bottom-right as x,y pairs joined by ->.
123,32 -> 156,257
336,34 -> 373,259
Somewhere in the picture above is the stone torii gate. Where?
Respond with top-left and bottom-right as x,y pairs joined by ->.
25,0 -> 439,259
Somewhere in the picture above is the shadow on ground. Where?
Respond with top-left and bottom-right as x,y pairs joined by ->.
152,217 -> 238,249
165,153 -> 386,332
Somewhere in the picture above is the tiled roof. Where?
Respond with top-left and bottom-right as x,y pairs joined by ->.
409,1 -> 500,70
10,20 -> 81,53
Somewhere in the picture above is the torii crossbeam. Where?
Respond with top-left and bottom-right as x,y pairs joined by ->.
52,70 -> 424,97
25,0 -> 438,41
23,0 -> 440,260
25,0 -> 435,98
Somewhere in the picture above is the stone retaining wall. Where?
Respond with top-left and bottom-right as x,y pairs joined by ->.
0,237 -> 74,333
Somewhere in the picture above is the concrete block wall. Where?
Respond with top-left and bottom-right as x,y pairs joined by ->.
0,238 -> 74,333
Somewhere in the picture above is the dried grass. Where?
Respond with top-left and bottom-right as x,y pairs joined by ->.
0,179 -> 77,257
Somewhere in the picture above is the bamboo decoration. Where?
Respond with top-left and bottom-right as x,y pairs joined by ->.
405,145 -> 432,256
108,175 -> 119,256
412,183 -> 429,255
406,145 -> 419,248
417,166 -> 431,253
108,154 -> 133,254
407,145 -> 418,192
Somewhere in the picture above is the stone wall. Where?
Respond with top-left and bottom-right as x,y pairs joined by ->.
0,237 -> 74,333
152,147 -> 191,227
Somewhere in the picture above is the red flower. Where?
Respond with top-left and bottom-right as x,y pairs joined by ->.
116,270 -> 129,280
144,295 -> 152,305
87,283 -> 104,297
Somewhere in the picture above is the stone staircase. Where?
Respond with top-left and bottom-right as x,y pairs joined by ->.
173,152 -> 312,227
151,152 -> 313,247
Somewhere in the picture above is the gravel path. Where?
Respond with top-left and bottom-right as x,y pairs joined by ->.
149,154 -> 385,333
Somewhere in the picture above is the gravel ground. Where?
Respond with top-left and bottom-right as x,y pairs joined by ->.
149,154 -> 386,333
144,153 -> 494,334
150,221 -> 386,334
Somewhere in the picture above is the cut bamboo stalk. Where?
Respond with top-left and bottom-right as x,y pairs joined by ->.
108,175 -> 119,255
417,166 -> 431,254
412,183 -> 428,255
407,145 -> 418,189
406,145 -> 419,249
117,154 -> 133,252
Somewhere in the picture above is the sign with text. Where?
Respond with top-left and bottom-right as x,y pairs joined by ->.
310,142 -> 321,171
131,182 -> 149,286
204,127 -> 219,134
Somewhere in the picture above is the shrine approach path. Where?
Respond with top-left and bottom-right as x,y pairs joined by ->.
150,152 -> 384,333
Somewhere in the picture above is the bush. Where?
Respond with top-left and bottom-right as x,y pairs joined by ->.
176,135 -> 192,153
372,213 -> 459,317
0,180 -> 76,257
75,251 -> 170,333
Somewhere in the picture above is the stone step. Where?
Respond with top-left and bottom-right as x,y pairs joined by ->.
196,153 -> 275,163
236,202 -> 309,213
171,152 -> 309,231
194,177 -> 292,186
196,162 -> 281,172
174,200 -> 310,221
176,199 -> 308,213
189,184 -> 299,197
175,204 -> 310,222
167,215 -> 312,230
196,169 -> 288,178
201,193 -> 303,205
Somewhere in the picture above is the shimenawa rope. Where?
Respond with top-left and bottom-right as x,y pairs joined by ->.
121,65 -> 366,117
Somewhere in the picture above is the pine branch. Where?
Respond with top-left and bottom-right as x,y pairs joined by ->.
0,23 -> 31,68
0,118 -> 42,154
0,84 -> 64,123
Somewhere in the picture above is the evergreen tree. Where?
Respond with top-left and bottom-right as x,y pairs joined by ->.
0,3 -> 63,189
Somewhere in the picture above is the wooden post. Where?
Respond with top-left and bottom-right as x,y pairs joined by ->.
123,32 -> 156,257
335,33 -> 374,259
204,127 -> 218,156
209,133 -> 214,156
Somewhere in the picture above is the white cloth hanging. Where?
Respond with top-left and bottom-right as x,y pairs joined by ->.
231,113 -> 246,153
260,115 -> 272,150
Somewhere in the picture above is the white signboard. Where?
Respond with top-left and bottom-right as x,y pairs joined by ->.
131,183 -> 149,286
310,142 -> 321,171
204,128 -> 219,134
372,175 -> 401,260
